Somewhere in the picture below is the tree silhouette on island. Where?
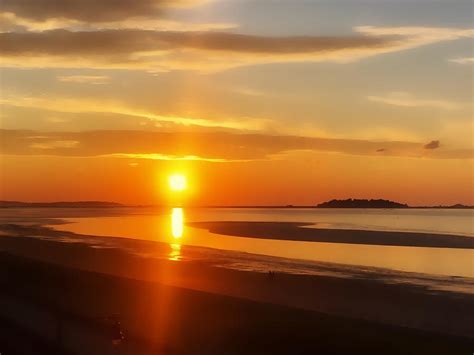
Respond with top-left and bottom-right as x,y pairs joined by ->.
315,199 -> 473,209
316,199 -> 408,208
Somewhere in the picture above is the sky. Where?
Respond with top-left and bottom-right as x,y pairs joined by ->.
0,0 -> 473,206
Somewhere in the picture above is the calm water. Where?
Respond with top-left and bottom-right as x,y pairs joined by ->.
52,208 -> 474,278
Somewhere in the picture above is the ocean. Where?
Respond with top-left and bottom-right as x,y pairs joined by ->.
45,207 -> 474,278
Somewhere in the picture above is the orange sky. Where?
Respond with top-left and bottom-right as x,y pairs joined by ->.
1,0 -> 473,206
1,152 -> 472,206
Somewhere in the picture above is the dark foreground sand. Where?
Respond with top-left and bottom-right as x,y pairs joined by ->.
0,220 -> 473,355
189,221 -> 474,248
1,251 -> 473,355
1,214 -> 474,354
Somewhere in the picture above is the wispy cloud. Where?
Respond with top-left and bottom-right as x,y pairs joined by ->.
1,0 -> 210,23
0,95 -> 269,131
29,139 -> 79,149
449,57 -> 474,64
356,26 -> 474,47
367,92 -> 462,110
57,75 -> 110,84
0,12 -> 236,33
0,29 -> 394,72
2,0 -> 473,72
1,26 -> 472,72
1,129 -> 472,160
105,153 -> 249,163
232,87 -> 266,97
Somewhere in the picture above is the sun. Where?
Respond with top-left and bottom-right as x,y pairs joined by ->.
169,174 -> 187,191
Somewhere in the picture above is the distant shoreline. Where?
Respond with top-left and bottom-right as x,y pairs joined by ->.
1,203 -> 473,209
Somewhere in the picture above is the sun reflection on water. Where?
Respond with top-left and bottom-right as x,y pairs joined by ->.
168,243 -> 182,261
171,208 -> 184,239
168,207 -> 183,261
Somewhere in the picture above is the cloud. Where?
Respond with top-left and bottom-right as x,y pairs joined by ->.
29,139 -> 79,149
367,92 -> 462,110
0,12 -> 80,32
1,0 -> 208,23
232,87 -> 266,97
0,29 -> 387,55
0,94 -> 269,131
47,116 -> 70,123
0,11 -> 236,33
106,153 -> 248,163
356,26 -> 474,43
424,140 -> 440,150
1,26 -> 473,72
450,57 -> 474,64
57,75 -> 110,84
0,29 -> 392,70
1,129 -> 472,161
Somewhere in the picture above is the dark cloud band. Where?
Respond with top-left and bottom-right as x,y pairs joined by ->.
0,29 -> 393,56
1,0 -> 199,22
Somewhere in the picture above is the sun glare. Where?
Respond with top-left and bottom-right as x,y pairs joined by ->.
169,174 -> 187,191
171,207 -> 184,239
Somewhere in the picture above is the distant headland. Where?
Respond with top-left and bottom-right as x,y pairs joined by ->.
315,199 -> 473,209
0,201 -> 124,208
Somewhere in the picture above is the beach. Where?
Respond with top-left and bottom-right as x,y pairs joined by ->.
1,250 -> 473,355
0,209 -> 473,354
4,0 -> 473,352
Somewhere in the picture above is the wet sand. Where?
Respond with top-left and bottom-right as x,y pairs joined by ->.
0,224 -> 473,335
189,221 -> 474,248
1,251 -> 473,355
0,219 -> 473,354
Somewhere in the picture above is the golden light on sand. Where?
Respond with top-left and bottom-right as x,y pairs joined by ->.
169,174 -> 187,191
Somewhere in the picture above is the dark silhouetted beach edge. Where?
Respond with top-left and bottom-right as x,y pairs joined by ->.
0,251 -> 473,355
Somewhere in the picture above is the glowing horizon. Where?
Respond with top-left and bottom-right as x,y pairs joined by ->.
0,0 -> 473,206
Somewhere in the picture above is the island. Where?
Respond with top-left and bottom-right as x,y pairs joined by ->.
316,199 -> 409,208
315,199 -> 473,209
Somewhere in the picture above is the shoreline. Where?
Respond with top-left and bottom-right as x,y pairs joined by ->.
2,222 -> 474,293
0,226 -> 473,338
1,207 -> 473,352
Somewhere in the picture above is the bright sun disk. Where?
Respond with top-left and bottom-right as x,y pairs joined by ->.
169,174 -> 187,191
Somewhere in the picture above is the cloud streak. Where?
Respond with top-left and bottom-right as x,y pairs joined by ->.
1,26 -> 473,72
57,75 -> 110,84
0,11 -> 236,33
450,57 -> 474,64
368,92 -> 462,110
106,153 -> 248,163
29,139 -> 80,149
0,95 -> 269,131
1,0 -> 208,22
1,129 -> 471,160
